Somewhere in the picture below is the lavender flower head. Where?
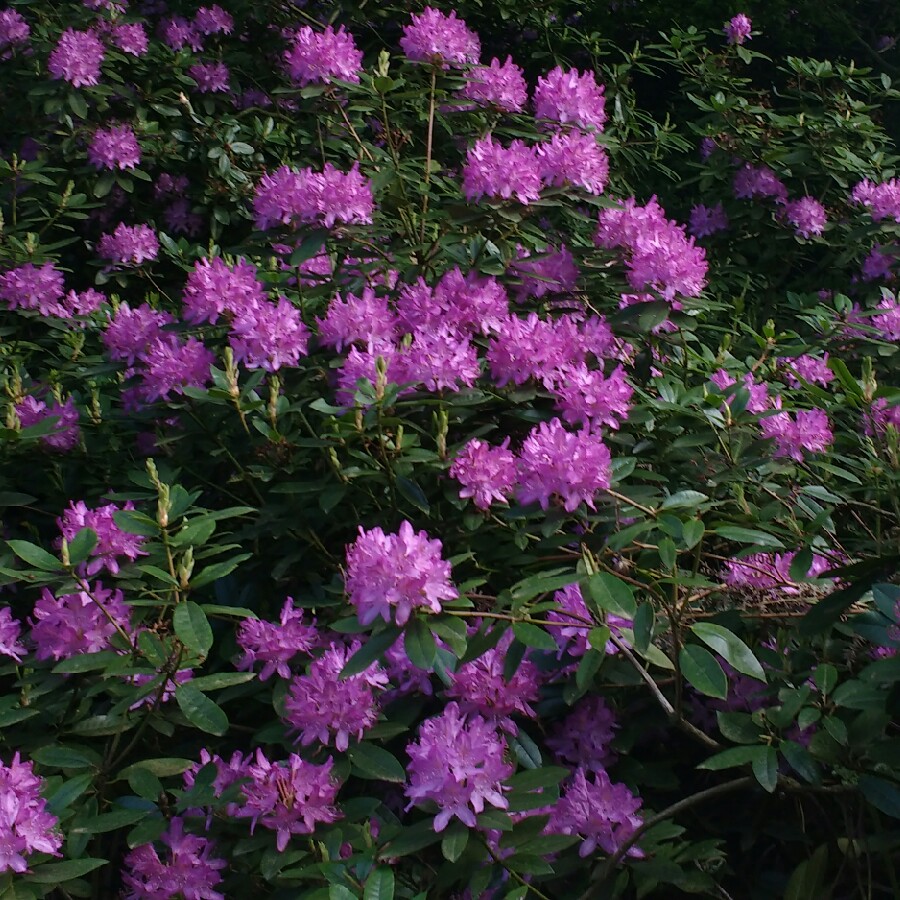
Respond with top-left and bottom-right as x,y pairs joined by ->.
0,10 -> 30,53
534,66 -> 606,131
733,163 -> 787,202
0,262 -> 65,316
97,223 -> 159,267
0,608 -> 26,663
783,196 -> 826,239
449,437 -> 517,510
16,395 -> 81,451
182,256 -> 265,325
548,697 -> 619,772
121,817 -> 226,900
405,702 -> 513,832
88,124 -> 141,170
462,136 -> 542,205
400,7 -> 480,67
0,753 -> 62,873
460,56 -> 527,112
188,62 -> 230,94
48,29 -> 105,87
689,202 -> 729,238
345,520 -> 457,626
284,25 -> 363,85
59,500 -> 147,576
317,287 -> 399,352
229,297 -> 310,371
236,598 -> 318,681
759,404 -> 833,461
725,14 -> 753,45
538,130 -> 609,194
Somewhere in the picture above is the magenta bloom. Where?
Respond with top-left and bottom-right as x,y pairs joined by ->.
15,395 -> 80,451
851,178 -> 900,223
284,641 -> 385,751
759,405 -> 833,461
400,7 -> 480,67
194,5 -> 233,35
48,29 -> 105,87
239,750 -> 341,852
103,302 -> 174,365
873,295 -> 900,340
402,326 -> 480,392
548,697 -> 619,773
783,196 -> 826,238
449,438 -> 517,510
345,520 -> 457,626
252,163 -> 373,230
183,750 -> 252,819
0,754 -> 62,873
111,23 -> 149,56
189,62 -> 230,93
447,630 -> 541,734
284,25 -> 363,85
725,14 -> 753,45
229,297 -> 310,371
710,369 -> 770,414
406,703 -> 513,831
552,362 -> 633,430
0,10 -> 30,52
733,163 -> 787,202
460,56 -> 527,112
30,583 -> 131,660
159,16 -> 203,52
317,287 -> 398,351
182,256 -> 265,325
778,354 -> 834,388
547,767 -> 643,858
97,223 -> 159,267
689,202 -> 729,237
517,418 -> 612,512
509,244 -> 580,300
462,135 -> 541,204
139,336 -> 214,402
88,124 -> 141,171
122,817 -> 226,900
0,262 -> 65,316
61,288 -> 105,317
236,598 -> 318,681
0,608 -> 26,663
59,500 -> 147,576
538,129 -> 609,194
724,551 -> 833,592
534,66 -> 606,131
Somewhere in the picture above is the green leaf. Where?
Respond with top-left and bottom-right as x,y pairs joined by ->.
26,859 -> 107,884
112,510 -> 159,537
680,645 -> 727,699
341,626 -> 402,678
173,601 -> 213,657
187,672 -> 256,692
752,746 -> 778,793
348,743 -> 406,782
506,766 -> 569,791
658,536 -> 677,570
6,540 -> 61,571
189,553 -> 252,589
52,650 -> 122,673
814,664 -> 838,696
441,824 -> 469,862
66,528 -> 97,565
632,603 -> 654,654
363,867 -> 395,900
404,619 -> 437,670
661,490 -> 708,510
698,745 -> 763,771
575,648 -> 603,690
682,519 -> 705,550
72,807 -> 147,834
175,684 -> 228,735
512,622 -> 557,651
714,526 -> 785,548
583,572 -> 636,618
691,623 -> 766,682
716,711 -> 764,744
511,569 -> 577,603
396,476 -> 430,514
118,758 -> 194,779
379,826 -> 441,859
859,775 -> 900,819
0,492 -> 37,506
30,746 -> 95,769
780,740 -> 822,784
46,773 -> 94,813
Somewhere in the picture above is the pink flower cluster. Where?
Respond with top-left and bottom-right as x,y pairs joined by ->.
759,403 -> 833,461
0,608 -> 26,663
284,25 -> 363,85
59,499 -> 147,575
0,754 -> 62,873
462,136 -> 542,204
851,178 -> 900,222
48,28 -> 105,87
15,394 -> 81,451
400,7 -> 480,66
97,223 -> 159,267
88,124 -> 141,170
460,56 -> 527,112
724,14 -> 753,45
534,66 -> 607,131
236,598 -> 319,681
724,551 -> 834,591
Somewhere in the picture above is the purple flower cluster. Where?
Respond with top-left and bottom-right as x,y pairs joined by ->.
724,550 -> 833,591
538,130 -> 609,194
0,754 -> 62,873
400,7 -> 480,67
111,22 -> 149,56
284,25 -> 363,85
189,62 -> 230,93
759,404 -> 833,461
596,196 -> 708,299
15,394 -> 81,451
548,696 -> 619,771
0,10 -> 30,54
229,296 -> 310,371
509,244 -> 579,299
724,14 -> 753,45
406,702 -> 513,831
48,29 -> 105,87
851,178 -> 900,222
345,520 -> 457,625
449,438 -> 517,509
710,368 -> 771,413
284,641 -> 385,750
462,136 -> 542,204
182,257 -> 265,325
460,56 -> 527,112
88,124 -> 141,170
236,598 -> 318,681
0,608 -> 26,663
318,287 -> 398,351
782,196 -> 826,238
733,163 -> 788,202
252,163 -> 373,230
97,223 -> 159,267
59,500 -> 146,575
534,66 -> 606,131
778,354 -> 834,387
0,262 -> 65,316
689,202 -> 729,238
122,818 -> 226,900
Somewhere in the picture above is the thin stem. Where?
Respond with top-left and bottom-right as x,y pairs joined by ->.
605,488 -> 657,517
419,68 -> 437,245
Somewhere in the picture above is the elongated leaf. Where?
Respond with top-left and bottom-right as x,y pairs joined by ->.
173,601 -> 213,657
6,540 -> 61,571
27,859 -> 107,883
715,526 -> 784,548
190,553 -> 252,589
698,745 -> 763,770
175,684 -> 228,735
441,824 -> 469,862
512,622 -> 556,651
661,490 -> 708,510
66,528 -> 97,566
363,867 -> 395,900
752,746 -> 778,793
404,619 -> 437,670
680,645 -> 727,699
348,743 -> 406,782
112,510 -> 159,537
691,623 -> 766,681
341,627 -> 401,678
583,572 -> 636,618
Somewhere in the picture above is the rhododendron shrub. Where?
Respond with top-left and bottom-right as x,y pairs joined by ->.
1,3 -> 899,899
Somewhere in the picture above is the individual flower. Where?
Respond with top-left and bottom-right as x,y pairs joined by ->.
239,750 -> 341,852
182,256 -> 265,325
0,608 -> 26,663
552,362 -> 633,430
546,767 -> 643,858
0,263 -> 65,316
399,7 -> 480,67
229,298 -> 310,371
534,66 -> 606,131
97,223 -> 159,267
110,22 -> 149,56
516,417 -> 612,512
724,14 -> 752,45
183,749 -> 252,819
188,62 -> 230,93
449,438 -> 517,509
48,29 -> 105,87
122,817 -> 226,900
0,754 -> 62,873
15,395 -> 80,451
538,130 -> 609,194
783,196 -> 826,238
59,500 -> 147,576
317,288 -> 398,351
778,354 -> 834,388
283,641 -> 385,751
547,697 -> 619,772
759,405 -> 833,461
88,124 -> 141,171
284,25 -> 363,85
867,398 -> 900,436
345,520 -> 457,626
462,135 -> 541,204
873,295 -> 900,341
733,163 -> 787,202
459,56 -> 527,112
405,703 -> 513,831
334,344 -> 411,408
30,583 -> 131,660
689,202 -> 729,238
446,630 -> 541,733
236,598 -> 319,681
128,669 -> 193,710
